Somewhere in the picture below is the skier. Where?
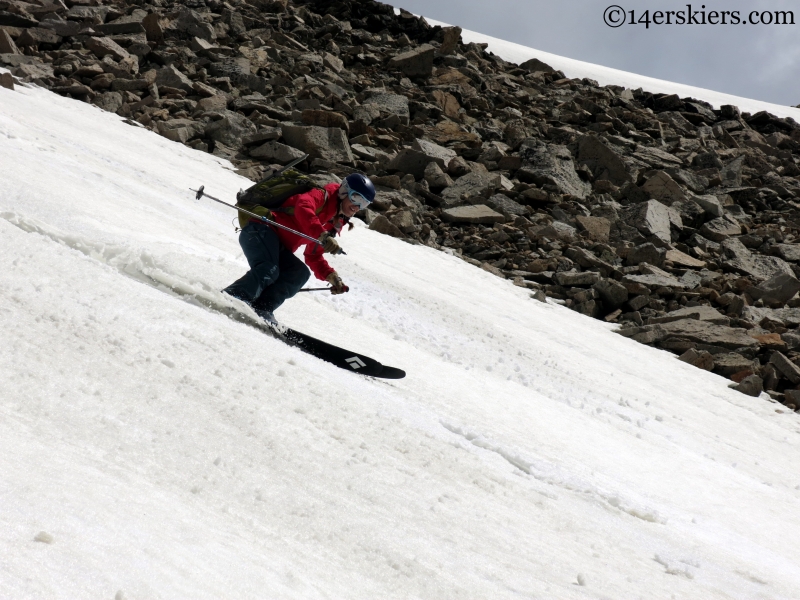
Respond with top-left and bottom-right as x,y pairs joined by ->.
222,173 -> 376,324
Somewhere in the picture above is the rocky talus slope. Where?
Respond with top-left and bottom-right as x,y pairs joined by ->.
4,0 -> 800,409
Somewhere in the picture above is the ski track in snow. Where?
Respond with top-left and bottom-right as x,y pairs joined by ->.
3,72 -> 800,599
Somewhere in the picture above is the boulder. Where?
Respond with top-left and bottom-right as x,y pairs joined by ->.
691,194 -> 724,217
733,375 -> 763,397
249,141 -> 306,164
554,271 -> 601,287
368,214 -> 405,237
575,216 -> 611,243
411,138 -> 457,166
484,194 -> 530,218
423,162 -> 453,190
576,135 -> 630,186
301,109 -> 348,131
388,44 -> 435,78
516,141 -> 591,199
519,57 -> 555,73
700,214 -> 741,241
593,278 -> 628,309
627,242 -> 666,267
155,64 -> 194,92
0,71 -> 12,90
641,171 -> 687,204
678,348 -> 714,371
652,319 -> 758,349
365,91 -> 410,125
769,351 -> 800,384
0,29 -> 20,54
441,205 -> 505,224
440,172 -> 496,206
157,119 -> 201,143
281,125 -> 354,164
712,353 -> 757,377
748,274 -> 800,307
439,26 -> 462,55
774,244 -> 800,262
86,37 -> 130,62
720,238 -> 794,281
624,200 -> 672,244
204,110 -> 256,148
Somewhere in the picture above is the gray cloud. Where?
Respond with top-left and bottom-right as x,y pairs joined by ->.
388,0 -> 800,106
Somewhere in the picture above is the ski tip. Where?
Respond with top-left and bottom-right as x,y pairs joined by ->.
377,366 -> 406,379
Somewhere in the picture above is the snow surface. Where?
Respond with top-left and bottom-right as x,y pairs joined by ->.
423,16 -> 800,121
2,73 -> 800,599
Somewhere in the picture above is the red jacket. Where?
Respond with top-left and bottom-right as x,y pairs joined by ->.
269,182 -> 344,281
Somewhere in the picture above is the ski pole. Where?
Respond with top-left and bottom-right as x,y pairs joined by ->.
192,185 -> 346,255
297,287 -> 333,292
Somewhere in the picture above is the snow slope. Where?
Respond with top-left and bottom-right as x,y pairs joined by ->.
423,16 -> 800,121
2,77 -> 800,599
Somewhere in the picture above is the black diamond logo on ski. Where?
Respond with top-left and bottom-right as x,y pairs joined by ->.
346,356 -> 367,370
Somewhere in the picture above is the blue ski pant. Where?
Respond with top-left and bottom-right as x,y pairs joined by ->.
223,222 -> 310,314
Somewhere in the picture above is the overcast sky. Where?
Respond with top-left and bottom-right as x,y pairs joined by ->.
389,0 -> 800,107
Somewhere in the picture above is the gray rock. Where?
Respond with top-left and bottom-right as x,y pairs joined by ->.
667,305 -> 729,324
744,307 -> 800,327
627,243 -> 666,267
774,244 -> 800,262
423,161 -> 454,190
641,171 -> 687,204
411,138 -> 457,166
387,149 -> 436,179
769,351 -> 800,384
700,214 -> 741,242
593,278 -> 629,309
155,64 -> 194,92
721,238 -> 794,281
624,200 -> 672,244
576,135 -> 630,186
532,221 -> 578,243
368,214 -> 405,237
439,26 -> 462,55
93,91 -> 123,113
86,37 -> 130,62
281,125 -> 354,164
781,330 -> 800,351
554,271 -> 601,287
441,205 -> 505,224
749,274 -> 800,307
659,319 -> 759,349
352,103 -> 381,125
366,92 -> 410,125
204,110 -> 256,148
249,140 -> 306,164
441,171 -> 496,206
484,194 -> 530,217
622,270 -> 689,290
517,141 -> 591,199
157,118 -> 201,143
678,348 -> 714,371
388,44 -> 436,78
713,353 -> 757,377
691,194 -> 725,217
519,57 -> 556,73
574,216 -> 611,243
733,375 -> 763,397
242,127 -> 282,146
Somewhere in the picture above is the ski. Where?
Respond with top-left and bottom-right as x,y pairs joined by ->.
265,323 -> 406,379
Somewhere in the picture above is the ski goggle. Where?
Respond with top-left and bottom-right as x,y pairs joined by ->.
346,189 -> 372,210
